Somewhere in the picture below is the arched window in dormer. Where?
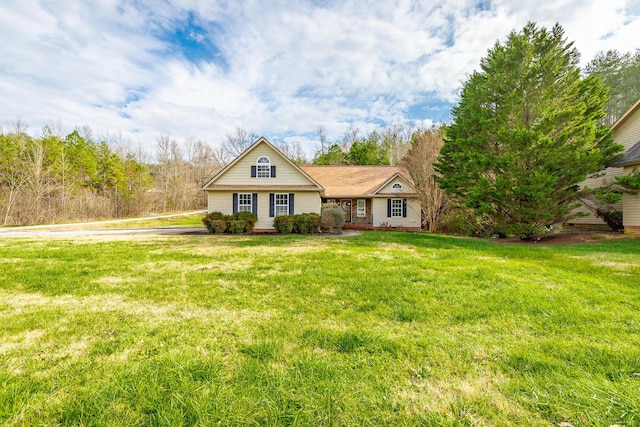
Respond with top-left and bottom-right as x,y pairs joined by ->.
392,182 -> 403,189
257,156 -> 271,178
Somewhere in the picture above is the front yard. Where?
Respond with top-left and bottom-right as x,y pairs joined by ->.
0,232 -> 638,425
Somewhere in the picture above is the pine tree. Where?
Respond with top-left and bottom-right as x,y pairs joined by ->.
435,22 -> 621,240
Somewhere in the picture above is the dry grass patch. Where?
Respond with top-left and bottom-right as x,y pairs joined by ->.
395,372 -> 536,422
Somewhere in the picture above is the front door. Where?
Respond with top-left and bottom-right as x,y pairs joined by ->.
340,199 -> 352,223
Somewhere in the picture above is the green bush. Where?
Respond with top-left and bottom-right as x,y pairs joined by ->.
202,212 -> 227,233
273,213 -> 320,234
294,213 -> 321,234
203,211 -> 257,234
273,215 -> 295,233
320,202 -> 345,233
234,211 -> 257,232
228,219 -> 247,234
210,219 -> 227,234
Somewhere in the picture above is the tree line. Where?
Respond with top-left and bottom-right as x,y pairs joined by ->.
0,122 -> 224,225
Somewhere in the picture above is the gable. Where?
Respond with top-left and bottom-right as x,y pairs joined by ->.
375,174 -> 418,196
202,138 -> 323,190
612,98 -> 640,152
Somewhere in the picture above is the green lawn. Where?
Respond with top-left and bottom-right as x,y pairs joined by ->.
0,232 -> 638,426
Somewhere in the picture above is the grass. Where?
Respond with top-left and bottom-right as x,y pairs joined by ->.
0,231 -> 639,425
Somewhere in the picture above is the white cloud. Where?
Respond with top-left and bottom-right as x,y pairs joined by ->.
0,0 -> 638,154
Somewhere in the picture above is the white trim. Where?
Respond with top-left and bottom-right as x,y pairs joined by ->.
391,198 -> 403,217
275,193 -> 289,216
238,193 -> 252,212
257,156 -> 271,178
371,172 -> 418,195
611,98 -> 640,132
357,199 -> 366,217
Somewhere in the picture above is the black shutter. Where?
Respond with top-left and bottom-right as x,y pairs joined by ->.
252,193 -> 258,216
402,199 -> 407,217
271,165 -> 276,178
232,193 -> 238,214
251,166 -> 256,177
269,193 -> 275,217
387,199 -> 391,217
289,193 -> 295,215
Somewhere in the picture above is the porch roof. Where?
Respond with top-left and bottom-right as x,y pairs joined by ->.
611,140 -> 640,167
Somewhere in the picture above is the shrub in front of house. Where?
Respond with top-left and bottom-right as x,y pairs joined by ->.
234,211 -> 258,232
203,211 -> 257,234
203,212 -> 227,233
209,219 -> 227,234
320,202 -> 345,233
273,213 -> 320,234
293,213 -> 321,234
273,215 -> 295,233
228,219 -> 247,234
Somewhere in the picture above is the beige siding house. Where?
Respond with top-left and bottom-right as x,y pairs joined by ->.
201,137 -> 421,232
571,98 -> 640,232
611,138 -> 640,233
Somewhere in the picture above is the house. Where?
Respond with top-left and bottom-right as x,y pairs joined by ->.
611,139 -> 640,233
201,137 -> 421,232
570,98 -> 640,232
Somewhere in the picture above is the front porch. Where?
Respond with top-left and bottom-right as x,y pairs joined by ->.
324,198 -> 373,228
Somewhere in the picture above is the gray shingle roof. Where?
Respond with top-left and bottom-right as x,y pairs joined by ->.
611,141 -> 640,167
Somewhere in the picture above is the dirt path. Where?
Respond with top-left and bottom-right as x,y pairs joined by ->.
0,210 -> 207,230
0,211 -> 208,238
0,226 -> 211,238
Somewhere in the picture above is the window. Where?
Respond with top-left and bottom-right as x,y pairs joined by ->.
238,193 -> 252,212
357,199 -> 366,217
275,193 -> 289,216
257,156 -> 271,178
392,183 -> 402,189
390,198 -> 403,217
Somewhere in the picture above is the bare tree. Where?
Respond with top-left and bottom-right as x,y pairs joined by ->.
340,127 -> 360,152
273,139 -> 308,164
402,126 -> 449,232
6,116 -> 29,135
317,126 -> 327,155
381,123 -> 414,165
23,136 -> 56,223
221,127 -> 257,162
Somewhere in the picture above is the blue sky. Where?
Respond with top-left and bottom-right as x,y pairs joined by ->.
1,0 -> 639,156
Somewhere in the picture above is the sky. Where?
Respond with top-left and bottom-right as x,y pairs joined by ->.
1,0 -> 639,157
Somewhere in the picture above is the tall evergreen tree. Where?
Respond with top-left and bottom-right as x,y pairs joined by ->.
584,49 -> 640,126
435,22 -> 621,240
